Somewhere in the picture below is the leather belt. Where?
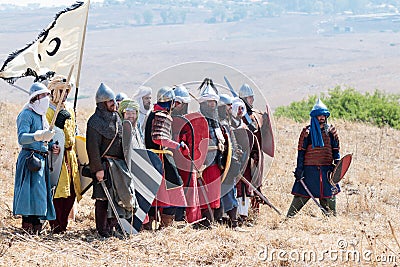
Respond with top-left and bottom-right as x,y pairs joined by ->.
22,148 -> 48,157
150,149 -> 173,156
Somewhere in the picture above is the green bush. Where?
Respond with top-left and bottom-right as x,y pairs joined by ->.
274,86 -> 400,130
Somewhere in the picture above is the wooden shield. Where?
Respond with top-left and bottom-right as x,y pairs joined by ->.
122,120 -> 134,170
254,105 -> 275,158
75,135 -> 92,195
330,154 -> 352,185
220,128 -> 232,183
251,132 -> 264,189
233,128 -> 254,175
49,126 -> 65,191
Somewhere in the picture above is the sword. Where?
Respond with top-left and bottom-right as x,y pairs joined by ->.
187,154 -> 214,223
100,180 -> 136,237
238,175 -> 281,215
298,177 -> 329,216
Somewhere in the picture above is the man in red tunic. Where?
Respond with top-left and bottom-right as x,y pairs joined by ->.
143,86 -> 189,228
197,79 -> 225,227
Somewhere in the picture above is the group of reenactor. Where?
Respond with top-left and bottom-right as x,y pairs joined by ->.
13,74 -> 272,237
13,74 -> 342,238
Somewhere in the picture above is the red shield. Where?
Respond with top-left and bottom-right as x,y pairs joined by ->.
171,112 -> 209,172
330,154 -> 352,185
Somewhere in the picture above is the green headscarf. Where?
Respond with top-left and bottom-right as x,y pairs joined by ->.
118,98 -> 139,118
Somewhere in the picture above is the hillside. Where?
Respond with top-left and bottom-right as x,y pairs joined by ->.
0,102 -> 399,266
1,11 -> 400,110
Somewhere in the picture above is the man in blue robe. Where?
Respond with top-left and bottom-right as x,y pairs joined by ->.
13,82 -> 57,234
287,99 -> 340,217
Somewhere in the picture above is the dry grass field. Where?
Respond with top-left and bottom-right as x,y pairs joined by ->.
0,101 -> 398,266
0,7 -> 399,266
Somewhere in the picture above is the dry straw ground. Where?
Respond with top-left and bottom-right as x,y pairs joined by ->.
0,102 -> 399,266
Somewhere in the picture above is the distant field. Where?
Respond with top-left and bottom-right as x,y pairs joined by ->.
0,9 -> 399,111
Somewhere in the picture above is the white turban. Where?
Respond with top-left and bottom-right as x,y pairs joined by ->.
133,86 -> 152,115
232,97 -> 246,118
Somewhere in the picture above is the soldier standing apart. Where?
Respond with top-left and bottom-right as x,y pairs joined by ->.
198,81 -> 225,226
287,99 -> 340,217
143,87 -> 188,228
133,86 -> 152,132
86,83 -> 137,238
13,82 -> 56,234
46,75 -> 82,234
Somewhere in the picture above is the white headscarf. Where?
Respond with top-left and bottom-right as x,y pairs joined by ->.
232,97 -> 246,118
23,82 -> 51,130
133,86 -> 152,116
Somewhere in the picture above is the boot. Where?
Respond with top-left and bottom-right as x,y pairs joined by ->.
95,200 -> 110,237
33,223 -> 43,235
160,214 -> 174,228
22,222 -> 33,234
142,216 -> 156,230
320,196 -> 337,216
199,209 -> 212,228
286,196 -> 309,218
213,206 -> 223,225
227,207 -> 238,228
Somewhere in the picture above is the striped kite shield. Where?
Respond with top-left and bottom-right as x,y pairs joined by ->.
129,148 -> 163,234
122,120 -> 163,233
330,154 -> 352,185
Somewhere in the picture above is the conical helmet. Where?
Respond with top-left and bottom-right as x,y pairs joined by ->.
95,83 -> 115,103
239,83 -> 254,98
198,78 -> 219,103
218,93 -> 233,106
157,86 -> 175,103
173,85 -> 191,104
310,98 -> 330,117
115,92 -> 128,102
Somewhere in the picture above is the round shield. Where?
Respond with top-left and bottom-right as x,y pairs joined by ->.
75,135 -> 92,195
250,132 -> 264,189
220,127 -> 232,183
233,128 -> 254,175
330,154 -> 352,185
253,106 -> 275,158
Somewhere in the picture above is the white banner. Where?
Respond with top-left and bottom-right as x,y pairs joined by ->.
0,0 -> 89,85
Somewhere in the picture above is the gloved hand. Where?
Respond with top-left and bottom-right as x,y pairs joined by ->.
33,129 -> 55,142
179,141 -> 190,157
293,167 -> 303,181
55,109 -> 71,129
